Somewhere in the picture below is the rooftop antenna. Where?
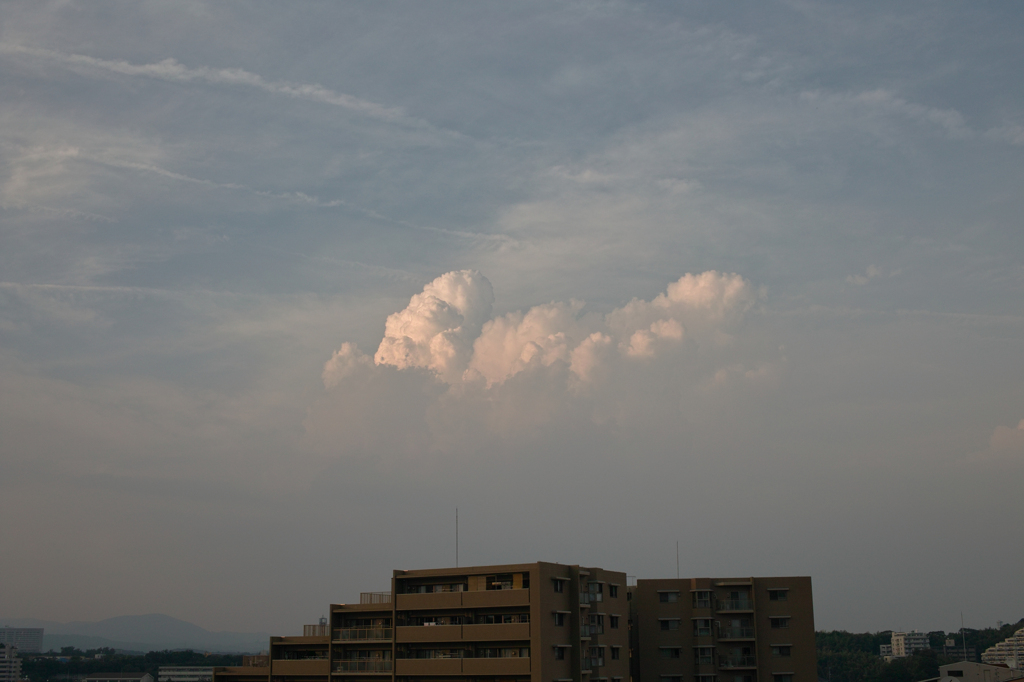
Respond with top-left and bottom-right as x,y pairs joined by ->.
456,507 -> 459,568
676,541 -> 680,579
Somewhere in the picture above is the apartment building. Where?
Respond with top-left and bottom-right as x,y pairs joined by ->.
630,577 -> 816,682
890,631 -> 930,659
0,629 -> 43,654
329,562 -> 629,682
212,636 -> 328,682
983,628 -> 1024,668
0,644 -> 21,682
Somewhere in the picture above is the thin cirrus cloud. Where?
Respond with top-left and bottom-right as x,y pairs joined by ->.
0,42 -> 424,128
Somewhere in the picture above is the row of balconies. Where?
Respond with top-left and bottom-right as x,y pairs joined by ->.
395,589 -> 529,610
392,623 -> 529,642
333,628 -> 392,641
331,657 -> 531,676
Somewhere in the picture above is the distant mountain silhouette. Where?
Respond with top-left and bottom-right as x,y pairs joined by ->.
1,614 -> 270,653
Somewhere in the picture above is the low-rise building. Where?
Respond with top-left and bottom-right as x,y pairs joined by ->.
918,660 -> 1024,682
85,673 -> 155,682
158,667 -> 213,682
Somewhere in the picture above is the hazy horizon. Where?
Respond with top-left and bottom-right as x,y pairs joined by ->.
1,2 -> 1022,637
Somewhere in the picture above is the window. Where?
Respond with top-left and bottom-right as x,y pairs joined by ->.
609,585 -> 619,598
610,616 -> 620,629
695,647 -> 714,665
662,677 -> 682,682
693,591 -> 712,608
770,618 -> 790,629
553,579 -> 565,593
772,646 -> 791,657
659,591 -> 679,603
611,648 -> 620,661
696,676 -> 716,682
554,613 -> 566,626
554,648 -> 565,661
772,675 -> 793,682
693,619 -> 713,636
522,573 -> 530,588
659,648 -> 681,659
660,619 -> 680,631
768,589 -> 788,602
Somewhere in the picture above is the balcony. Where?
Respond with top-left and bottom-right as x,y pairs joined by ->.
333,628 -> 392,641
719,656 -> 757,669
272,660 -> 329,676
462,623 -> 530,641
333,660 -> 392,674
396,625 -> 463,642
393,623 -> 530,643
397,592 -> 463,610
360,592 -> 391,605
716,600 -> 753,612
395,659 -> 462,676
718,627 -> 756,640
462,589 -> 529,608
462,658 -> 530,676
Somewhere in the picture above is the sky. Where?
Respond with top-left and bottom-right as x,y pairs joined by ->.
1,1 -> 1023,637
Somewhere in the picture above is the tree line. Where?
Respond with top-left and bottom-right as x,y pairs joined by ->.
817,617 -> 1024,682
21,649 -> 245,682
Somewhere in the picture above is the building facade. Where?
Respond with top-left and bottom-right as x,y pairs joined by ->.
630,576 -> 816,682
890,631 -> 930,659
213,564 -> 816,682
0,629 -> 43,654
983,628 -> 1024,668
0,644 -> 21,682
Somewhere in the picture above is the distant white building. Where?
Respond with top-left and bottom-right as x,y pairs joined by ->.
158,667 -> 213,682
0,629 -> 43,654
892,631 -> 931,658
983,628 -> 1024,668
0,645 -> 22,682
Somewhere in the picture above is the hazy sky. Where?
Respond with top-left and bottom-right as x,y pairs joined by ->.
2,1 -> 1023,637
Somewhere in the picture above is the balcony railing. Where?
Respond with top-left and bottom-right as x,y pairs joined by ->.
360,592 -> 392,604
333,660 -> 392,673
588,658 -> 604,668
581,626 -> 591,638
695,655 -> 714,665
719,656 -> 757,669
579,593 -> 591,605
334,628 -> 392,641
693,598 -> 712,608
693,628 -> 713,637
718,627 -> 756,639
588,625 -> 604,635
716,600 -> 753,611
